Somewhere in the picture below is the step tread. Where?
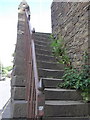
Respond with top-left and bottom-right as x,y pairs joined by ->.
38,68 -> 64,72
36,53 -> 54,57
35,49 -> 52,55
35,43 -> 50,47
33,33 -> 51,38
43,117 -> 89,120
34,32 -> 51,35
35,48 -> 52,52
35,40 -> 51,44
36,54 -> 56,62
45,88 -> 77,92
41,78 -> 63,81
45,101 -> 86,105
37,60 -> 62,65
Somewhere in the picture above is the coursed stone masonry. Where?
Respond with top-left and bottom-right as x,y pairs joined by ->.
51,2 -> 90,67
10,1 -> 30,118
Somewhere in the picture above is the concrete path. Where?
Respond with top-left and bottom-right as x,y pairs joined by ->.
0,78 -> 11,110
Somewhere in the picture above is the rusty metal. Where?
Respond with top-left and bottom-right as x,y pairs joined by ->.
23,10 -> 40,119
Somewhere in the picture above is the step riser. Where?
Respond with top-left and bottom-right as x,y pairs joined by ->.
36,54 -> 56,62
34,39 -> 51,44
38,69 -> 64,79
34,40 -> 50,46
33,34 -> 51,40
35,49 -> 52,56
35,44 -> 51,50
43,79 -> 63,88
43,117 -> 89,120
45,90 -> 82,101
33,33 -> 51,37
34,37 -> 51,43
33,33 -> 89,119
45,104 -> 88,117
37,61 -> 64,70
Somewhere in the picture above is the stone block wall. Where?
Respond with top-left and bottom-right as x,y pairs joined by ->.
11,10 -> 27,118
51,2 -> 90,67
10,1 -> 30,118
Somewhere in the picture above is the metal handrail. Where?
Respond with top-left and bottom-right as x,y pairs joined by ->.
25,13 -> 40,118
31,39 -> 39,116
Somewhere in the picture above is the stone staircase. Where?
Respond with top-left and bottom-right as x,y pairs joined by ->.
33,32 -> 89,120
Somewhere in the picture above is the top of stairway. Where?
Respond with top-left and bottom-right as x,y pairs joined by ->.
33,32 -> 51,35
32,32 -> 51,39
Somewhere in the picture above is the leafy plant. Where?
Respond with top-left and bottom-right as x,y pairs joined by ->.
50,35 -> 90,102
50,35 -> 71,67
58,64 -> 90,102
0,65 -> 12,77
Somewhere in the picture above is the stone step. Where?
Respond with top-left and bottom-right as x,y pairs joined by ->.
35,43 -> 51,50
38,68 -> 64,79
33,34 -> 50,40
44,88 -> 82,101
37,60 -> 64,70
34,38 -> 51,43
42,78 -> 63,88
33,32 -> 51,39
36,54 -> 56,62
44,101 -> 88,117
34,40 -> 50,46
35,32 -> 51,35
35,48 -> 52,56
43,117 -> 89,120
34,36 -> 51,43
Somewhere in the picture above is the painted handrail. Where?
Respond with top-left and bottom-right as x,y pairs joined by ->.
24,12 -> 41,119
31,39 -> 39,116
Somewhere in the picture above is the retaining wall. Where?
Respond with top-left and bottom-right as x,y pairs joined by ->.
51,2 -> 90,67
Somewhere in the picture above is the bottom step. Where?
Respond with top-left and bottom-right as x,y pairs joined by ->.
43,117 -> 90,120
45,101 -> 88,117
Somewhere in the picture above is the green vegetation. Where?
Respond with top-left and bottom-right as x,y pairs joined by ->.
0,63 -> 12,77
50,35 -> 71,67
50,35 -> 90,102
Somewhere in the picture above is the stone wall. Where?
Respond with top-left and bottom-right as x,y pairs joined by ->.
51,2 -> 90,67
11,1 -> 30,118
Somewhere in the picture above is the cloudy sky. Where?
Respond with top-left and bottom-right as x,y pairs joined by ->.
0,0 -> 52,67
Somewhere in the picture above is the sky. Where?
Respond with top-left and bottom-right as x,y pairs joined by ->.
0,0 -> 52,67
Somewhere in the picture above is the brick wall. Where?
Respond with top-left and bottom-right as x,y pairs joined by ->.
51,2 -> 90,67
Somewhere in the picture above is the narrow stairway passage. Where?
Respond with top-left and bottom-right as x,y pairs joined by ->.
33,32 -> 89,120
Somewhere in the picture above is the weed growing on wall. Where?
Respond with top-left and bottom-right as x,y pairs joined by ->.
50,35 -> 90,102
50,35 -> 71,67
